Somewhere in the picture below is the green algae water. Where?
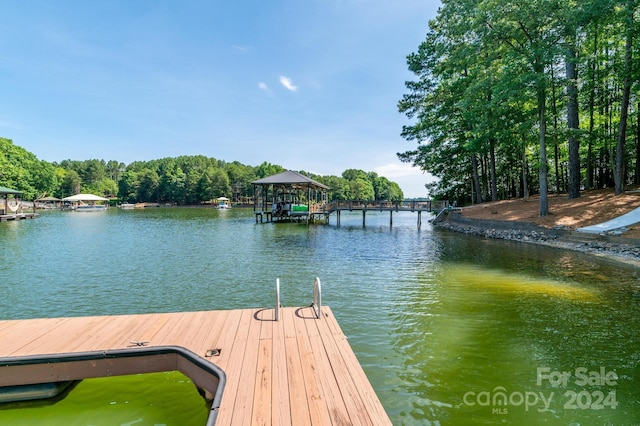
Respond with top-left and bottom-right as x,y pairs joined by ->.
0,372 -> 208,425
1,207 -> 639,425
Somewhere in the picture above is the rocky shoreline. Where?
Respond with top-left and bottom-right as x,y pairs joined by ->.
435,211 -> 640,267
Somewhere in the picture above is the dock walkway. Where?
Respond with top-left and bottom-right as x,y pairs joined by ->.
0,306 -> 391,425
0,212 -> 38,221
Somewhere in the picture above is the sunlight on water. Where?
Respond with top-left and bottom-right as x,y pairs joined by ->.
383,253 -> 640,425
441,263 -> 601,302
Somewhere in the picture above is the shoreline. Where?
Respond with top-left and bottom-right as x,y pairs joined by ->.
435,212 -> 640,268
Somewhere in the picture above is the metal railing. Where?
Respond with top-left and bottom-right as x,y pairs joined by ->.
275,278 -> 281,321
274,277 -> 322,320
312,277 -> 322,319
324,199 -> 449,213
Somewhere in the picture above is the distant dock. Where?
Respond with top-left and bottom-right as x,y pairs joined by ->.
326,200 -> 449,227
256,199 -> 450,228
0,212 -> 38,222
0,305 -> 391,425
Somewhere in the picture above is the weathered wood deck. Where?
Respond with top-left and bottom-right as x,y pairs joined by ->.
0,306 -> 391,425
0,212 -> 38,221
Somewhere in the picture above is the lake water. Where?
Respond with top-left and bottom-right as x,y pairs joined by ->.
1,207 -> 639,425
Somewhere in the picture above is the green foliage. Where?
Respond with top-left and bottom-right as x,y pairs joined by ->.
400,0 -> 640,204
59,169 -> 82,197
0,137 -> 56,199
0,140 -> 405,203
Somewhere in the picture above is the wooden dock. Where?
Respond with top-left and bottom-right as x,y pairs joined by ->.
0,212 -> 38,221
0,306 -> 391,425
255,199 -> 450,226
326,200 -> 449,227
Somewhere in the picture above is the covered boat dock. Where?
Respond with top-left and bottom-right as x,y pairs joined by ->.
252,171 -> 330,223
0,186 -> 38,221
61,193 -> 109,211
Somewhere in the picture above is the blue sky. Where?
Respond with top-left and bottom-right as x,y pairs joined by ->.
1,0 -> 439,197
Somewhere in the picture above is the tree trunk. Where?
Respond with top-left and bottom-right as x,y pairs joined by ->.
522,138 -> 529,198
471,154 -> 484,203
636,102 -> 640,185
489,138 -> 498,201
615,2 -> 632,195
481,154 -> 488,200
586,25 -> 597,191
567,40 -> 581,198
550,67 -> 561,193
536,58 -> 549,217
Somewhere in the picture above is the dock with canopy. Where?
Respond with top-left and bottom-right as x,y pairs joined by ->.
62,194 -> 109,211
252,171 -> 330,223
0,186 -> 38,221
35,196 -> 61,209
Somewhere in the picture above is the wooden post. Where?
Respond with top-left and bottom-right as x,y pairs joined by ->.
362,210 -> 366,227
417,211 -> 422,229
390,210 -> 393,227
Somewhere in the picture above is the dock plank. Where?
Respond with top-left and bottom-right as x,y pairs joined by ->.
252,338 -> 272,426
322,309 -> 392,425
312,310 -> 375,426
271,308 -> 292,426
215,309 -> 254,426
0,306 -> 391,425
228,309 -> 262,426
0,317 -> 72,356
293,307 -> 333,425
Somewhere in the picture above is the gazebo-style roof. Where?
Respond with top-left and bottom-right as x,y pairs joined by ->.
0,186 -> 22,195
251,170 -> 329,190
252,171 -> 330,221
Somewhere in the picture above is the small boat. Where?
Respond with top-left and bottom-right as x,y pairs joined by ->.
215,197 -> 232,209
75,204 -> 108,212
120,203 -> 135,209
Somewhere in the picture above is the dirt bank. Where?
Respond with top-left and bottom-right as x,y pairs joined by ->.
434,189 -> 640,266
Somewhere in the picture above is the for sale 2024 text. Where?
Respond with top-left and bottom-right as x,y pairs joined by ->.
462,366 -> 618,414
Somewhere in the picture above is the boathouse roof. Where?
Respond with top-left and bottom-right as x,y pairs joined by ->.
62,193 -> 109,201
0,186 -> 22,195
251,170 -> 329,189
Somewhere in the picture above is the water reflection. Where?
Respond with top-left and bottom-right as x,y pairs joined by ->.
1,210 -> 639,425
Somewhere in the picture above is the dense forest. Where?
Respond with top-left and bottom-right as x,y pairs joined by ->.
399,0 -> 640,216
0,138 -> 404,204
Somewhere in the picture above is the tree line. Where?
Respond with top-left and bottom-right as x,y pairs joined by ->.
399,0 -> 640,215
0,138 -> 404,204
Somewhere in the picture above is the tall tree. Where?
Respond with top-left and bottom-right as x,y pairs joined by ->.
614,0 -> 636,194
480,0 -> 564,216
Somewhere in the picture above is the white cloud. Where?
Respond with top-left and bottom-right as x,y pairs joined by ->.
279,76 -> 298,92
258,82 -> 271,92
232,44 -> 250,54
374,162 -> 424,178
375,162 -> 436,198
